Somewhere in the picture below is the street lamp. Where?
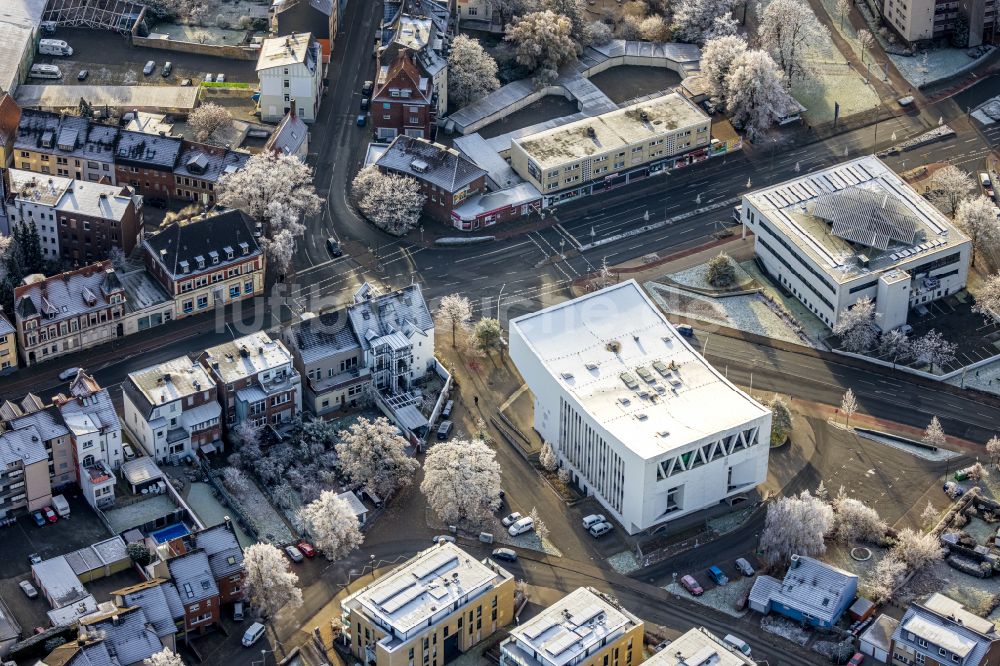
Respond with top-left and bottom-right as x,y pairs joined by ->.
496,283 -> 506,321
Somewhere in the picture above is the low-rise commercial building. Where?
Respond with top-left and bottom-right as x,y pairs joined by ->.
643,627 -> 755,665
123,356 -> 222,465
509,281 -> 771,534
500,587 -> 643,666
509,93 -> 711,205
749,554 -> 858,628
142,209 -> 265,320
341,542 -> 515,666
257,32 -> 323,123
742,156 -> 971,333
199,331 -> 302,431
891,593 -> 1000,666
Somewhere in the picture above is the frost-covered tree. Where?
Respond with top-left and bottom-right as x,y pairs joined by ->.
759,490 -> 834,565
974,273 -> 1000,322
700,35 -> 748,107
234,420 -> 262,448
298,491 -> 364,560
505,11 -> 579,86
768,395 -> 792,445
421,438 -> 503,525
222,467 -> 250,496
585,20 -> 614,45
878,329 -> 912,367
448,36 -> 501,109
529,506 -> 549,542
987,435 -> 1000,469
706,252 -> 737,287
617,14 -> 643,40
217,151 -> 321,274
867,553 -> 907,603
188,102 -> 233,141
832,495 -> 886,543
707,13 -> 738,38
725,50 -> 794,139
335,416 -> 419,499
144,648 -> 184,666
955,195 -> 1000,267
833,297 -> 877,352
352,166 -> 426,236
815,480 -> 829,501
243,543 -> 303,619
672,0 -> 736,44
840,388 -> 857,428
639,15 -> 670,41
922,416 -> 946,447
857,29 -> 875,63
920,500 -> 938,527
967,461 -> 988,481
437,294 -> 473,347
541,0 -> 589,42
758,0 -> 826,82
539,442 -> 558,471
910,329 -> 957,372
473,317 -> 504,357
836,0 -> 851,28
930,165 -> 975,215
490,0 -> 539,24
894,528 -> 945,571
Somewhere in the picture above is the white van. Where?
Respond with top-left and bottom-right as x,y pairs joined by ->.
723,634 -> 752,657
242,622 -> 266,647
29,64 -> 62,79
39,39 -> 73,56
52,494 -> 70,518
508,516 -> 534,536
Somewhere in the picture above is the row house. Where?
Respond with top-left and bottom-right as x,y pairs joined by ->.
371,51 -> 436,142
256,32 -> 323,123
0,314 -> 15,373
142,209 -> 265,320
283,310 -> 368,417
13,261 -> 125,367
114,131 -> 183,203
378,1 -> 449,116
13,108 -> 119,184
374,135 -> 487,224
890,593 -> 1000,666
123,356 -> 222,465
0,423 -> 53,518
172,141 -> 251,205
53,371 -> 123,509
6,168 -> 143,263
111,579 -> 185,653
264,108 -> 309,161
40,606 -> 165,666
8,400 -> 74,489
199,331 -> 302,431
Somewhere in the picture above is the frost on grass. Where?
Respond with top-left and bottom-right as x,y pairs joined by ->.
228,478 -> 295,544
607,551 -> 641,575
665,577 -> 754,618
667,262 -> 755,291
760,615 -> 811,645
890,48 -> 994,88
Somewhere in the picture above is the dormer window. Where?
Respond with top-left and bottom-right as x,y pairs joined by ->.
195,255 -> 205,269
179,260 -> 190,274
224,246 -> 234,260
239,242 -> 250,255
209,251 -> 219,265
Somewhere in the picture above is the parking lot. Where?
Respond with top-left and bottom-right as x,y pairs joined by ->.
906,292 -> 1000,372
33,28 -> 257,87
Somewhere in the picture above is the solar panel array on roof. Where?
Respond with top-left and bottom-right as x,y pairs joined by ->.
381,583 -> 425,614
410,550 -> 457,580
812,186 -> 919,251
546,627 -> 587,656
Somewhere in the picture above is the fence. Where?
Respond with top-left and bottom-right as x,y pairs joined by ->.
199,460 -> 260,542
131,34 -> 261,61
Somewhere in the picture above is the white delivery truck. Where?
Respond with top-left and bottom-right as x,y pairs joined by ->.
39,39 -> 73,56
52,494 -> 70,518
29,64 -> 62,79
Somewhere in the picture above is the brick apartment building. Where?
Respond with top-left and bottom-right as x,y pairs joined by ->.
372,51 -> 435,142
114,131 -> 182,203
172,141 -> 250,205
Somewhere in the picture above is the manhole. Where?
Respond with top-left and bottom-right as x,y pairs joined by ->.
851,547 -> 872,561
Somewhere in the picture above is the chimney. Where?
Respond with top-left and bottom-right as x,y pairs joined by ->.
289,100 -> 296,118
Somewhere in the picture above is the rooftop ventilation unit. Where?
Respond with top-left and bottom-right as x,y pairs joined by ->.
560,372 -> 574,380
584,362 -> 599,371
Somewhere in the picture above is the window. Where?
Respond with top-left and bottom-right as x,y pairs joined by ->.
197,295 -> 208,309
230,285 -> 241,298
244,280 -> 254,294
182,299 -> 193,313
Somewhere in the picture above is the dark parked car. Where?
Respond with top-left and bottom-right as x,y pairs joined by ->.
161,61 -> 173,77
362,80 -> 374,96
356,114 -> 367,127
436,420 -> 453,440
326,238 -> 342,257
145,197 -> 167,209
77,69 -> 88,81
491,548 -> 517,562
31,511 -> 46,527
360,97 -> 370,111
142,60 -> 155,76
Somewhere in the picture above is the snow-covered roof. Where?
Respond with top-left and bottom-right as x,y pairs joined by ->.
336,491 -> 368,517
201,331 -> 294,383
257,32 -> 318,71
126,356 -> 217,416
643,627 -> 755,665
891,593 -> 998,666
120,457 -> 164,486
347,284 -> 432,353
32,555 -> 89,608
504,587 -> 641,666
113,580 -> 183,638
860,614 -> 899,653
510,280 -> 769,459
748,554 -> 857,625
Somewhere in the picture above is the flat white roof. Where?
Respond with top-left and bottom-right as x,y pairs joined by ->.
506,588 -> 639,666
343,543 -> 510,637
510,281 -> 769,459
514,93 -> 707,169
643,628 -> 755,665
744,156 -> 970,284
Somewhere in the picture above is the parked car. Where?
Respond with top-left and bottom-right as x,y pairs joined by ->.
28,553 -> 42,565
362,80 -> 374,96
680,575 -> 703,596
442,400 -> 454,418
436,420 -> 453,440
491,548 -> 517,562
508,517 -> 534,536
723,634 -> 751,657
42,506 -> 57,523
581,514 -> 606,529
360,97 -> 370,111
233,601 -> 245,621
501,512 -> 523,527
216,73 -> 225,83
326,238 -> 342,257
847,653 -> 865,666
981,172 -> 992,188
19,580 -> 38,599
123,444 -> 137,461
142,60 -> 155,75
734,557 -> 755,577
432,535 -> 456,544
284,545 -> 304,562
944,481 -> 965,497
161,61 -> 172,77
58,367 -> 81,381
77,69 -> 88,81
356,114 -> 367,127
31,511 -> 46,527
297,541 -> 316,558
242,622 -> 266,647
204,73 -> 214,82
707,565 -> 728,586
588,521 -> 613,538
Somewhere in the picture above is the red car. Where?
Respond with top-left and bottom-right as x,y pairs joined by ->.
297,540 -> 316,558
847,654 -> 864,666
680,575 -> 704,596
42,507 -> 57,523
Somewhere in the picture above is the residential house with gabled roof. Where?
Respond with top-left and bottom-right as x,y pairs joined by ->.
890,593 -> 1000,666
123,356 -> 222,465
13,261 -> 126,367
79,605 -> 164,664
164,549 -> 221,633
372,51 -> 435,142
748,554 -> 858,628
375,135 -> 487,224
265,108 -> 309,161
378,1 -> 449,115
282,309 -> 367,417
113,130 -> 183,203
192,520 -> 245,604
172,140 -> 251,205
13,108 -> 119,184
142,209 -> 265,320
256,32 -> 323,123
274,0 -> 339,45
111,579 -> 184,651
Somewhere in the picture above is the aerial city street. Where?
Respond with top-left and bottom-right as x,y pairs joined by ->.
2,0 -> 1000,664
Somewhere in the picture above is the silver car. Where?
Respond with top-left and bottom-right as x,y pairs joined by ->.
284,545 -> 304,562
19,580 -> 38,599
142,60 -> 155,76
588,521 -> 613,538
735,557 -> 755,577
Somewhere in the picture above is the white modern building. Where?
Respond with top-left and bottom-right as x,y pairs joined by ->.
742,156 -> 971,333
509,281 -> 771,535
643,627 -> 755,665
256,32 -> 323,123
